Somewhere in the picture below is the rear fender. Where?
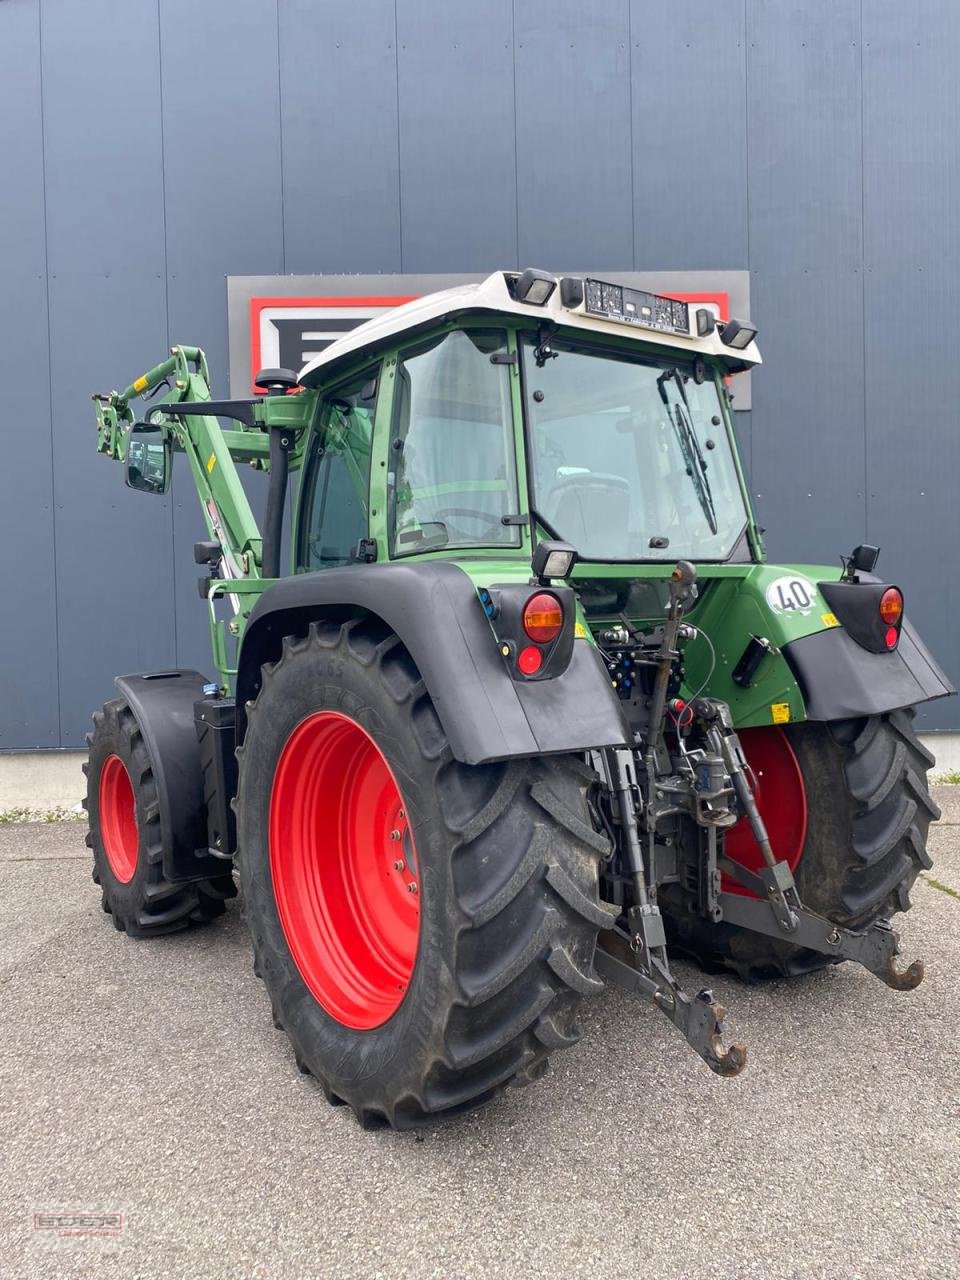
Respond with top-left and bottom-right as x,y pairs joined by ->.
781,616 -> 955,721
236,561 -> 631,764
693,564 -> 954,725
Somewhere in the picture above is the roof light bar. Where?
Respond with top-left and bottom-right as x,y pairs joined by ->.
561,276 -> 690,336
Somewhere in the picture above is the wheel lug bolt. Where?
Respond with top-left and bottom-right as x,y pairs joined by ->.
390,829 -> 401,841
398,809 -> 405,819
394,859 -> 405,871
407,882 -> 418,894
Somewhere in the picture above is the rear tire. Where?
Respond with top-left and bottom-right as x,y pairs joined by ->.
664,708 -> 939,980
84,698 -> 237,937
236,617 -> 614,1128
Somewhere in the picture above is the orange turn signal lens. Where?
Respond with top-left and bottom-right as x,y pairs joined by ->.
522,592 -> 563,644
879,587 -> 903,627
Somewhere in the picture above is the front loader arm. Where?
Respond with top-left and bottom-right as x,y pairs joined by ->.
93,344 -> 315,690
93,344 -> 313,581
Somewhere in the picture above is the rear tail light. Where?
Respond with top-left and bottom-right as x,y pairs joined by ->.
522,592 -> 563,644
880,587 -> 903,648
879,587 -> 903,626
517,645 -> 543,675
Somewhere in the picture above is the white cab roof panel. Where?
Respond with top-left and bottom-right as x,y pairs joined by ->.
298,271 -> 760,386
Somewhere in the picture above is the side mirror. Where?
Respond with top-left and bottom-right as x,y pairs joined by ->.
126,423 -> 171,495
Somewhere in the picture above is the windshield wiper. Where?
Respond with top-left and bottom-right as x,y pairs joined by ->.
657,369 -> 718,536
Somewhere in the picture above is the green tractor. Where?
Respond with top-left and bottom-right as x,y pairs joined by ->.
89,270 -> 951,1127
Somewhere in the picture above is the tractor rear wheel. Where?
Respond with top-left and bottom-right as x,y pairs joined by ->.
236,617 -> 614,1128
664,708 -> 939,980
85,698 -> 237,937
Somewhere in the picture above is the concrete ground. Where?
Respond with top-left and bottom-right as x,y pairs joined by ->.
1,797 -> 958,1280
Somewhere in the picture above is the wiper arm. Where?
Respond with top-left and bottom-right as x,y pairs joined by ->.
657,369 -> 718,536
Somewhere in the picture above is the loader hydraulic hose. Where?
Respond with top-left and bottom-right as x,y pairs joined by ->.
262,428 -> 289,579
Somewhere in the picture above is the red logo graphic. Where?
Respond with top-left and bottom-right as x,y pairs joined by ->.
249,295 -> 416,393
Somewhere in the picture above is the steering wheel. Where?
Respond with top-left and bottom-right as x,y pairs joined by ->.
432,506 -> 504,540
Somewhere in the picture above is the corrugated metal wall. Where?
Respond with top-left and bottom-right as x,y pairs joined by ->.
1,0 -> 957,748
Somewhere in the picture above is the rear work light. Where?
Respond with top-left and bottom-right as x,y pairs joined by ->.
522,593 -> 564,644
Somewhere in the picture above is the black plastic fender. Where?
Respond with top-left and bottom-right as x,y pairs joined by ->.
236,561 -> 631,764
114,670 -> 226,883
782,617 -> 955,721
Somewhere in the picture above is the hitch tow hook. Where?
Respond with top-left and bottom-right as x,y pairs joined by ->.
717,891 -> 925,992
657,983 -> 748,1078
878,952 -> 925,991
594,942 -> 748,1078
859,919 -> 925,991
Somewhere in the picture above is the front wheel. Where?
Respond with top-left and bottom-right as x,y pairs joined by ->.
84,699 -> 237,937
236,617 -> 614,1128
664,708 -> 940,980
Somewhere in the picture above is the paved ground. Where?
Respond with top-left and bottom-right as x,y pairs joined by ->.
1,795 -> 958,1280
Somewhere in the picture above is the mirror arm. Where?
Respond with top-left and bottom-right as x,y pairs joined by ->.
160,399 -> 264,428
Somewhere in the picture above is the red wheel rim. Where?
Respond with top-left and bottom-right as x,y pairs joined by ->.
723,727 -> 807,897
269,711 -> 421,1030
98,754 -> 139,884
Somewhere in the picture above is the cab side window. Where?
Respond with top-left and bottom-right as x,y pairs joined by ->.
298,369 -> 378,571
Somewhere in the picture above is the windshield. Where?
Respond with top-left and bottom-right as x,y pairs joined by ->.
523,340 -> 750,561
389,329 -> 521,555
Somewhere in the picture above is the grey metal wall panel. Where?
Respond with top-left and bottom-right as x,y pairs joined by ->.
746,3 -> 865,567
40,1 -> 177,744
746,0 -> 863,275
748,268 -> 865,564
157,0 -> 285,672
514,1 -> 633,269
0,0 -> 59,747
278,0 -> 402,274
630,1 -> 748,270
861,5 -> 960,730
3,0 -> 959,743
397,0 -> 517,272
48,275 -> 178,744
40,0 -> 167,276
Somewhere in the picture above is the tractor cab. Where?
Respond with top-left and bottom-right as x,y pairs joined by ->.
294,270 -> 762,580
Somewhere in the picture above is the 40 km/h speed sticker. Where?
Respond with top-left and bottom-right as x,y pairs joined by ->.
765,575 -> 819,615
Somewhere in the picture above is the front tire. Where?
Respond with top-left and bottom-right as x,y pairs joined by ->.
236,617 -> 614,1128
84,698 -> 237,937
665,708 -> 939,980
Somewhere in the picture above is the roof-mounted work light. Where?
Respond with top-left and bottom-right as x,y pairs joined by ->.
514,268 -> 557,306
719,317 -> 758,350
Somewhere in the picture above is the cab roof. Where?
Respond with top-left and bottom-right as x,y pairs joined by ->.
298,270 -> 761,387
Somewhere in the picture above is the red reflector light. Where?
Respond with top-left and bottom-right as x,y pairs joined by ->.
522,592 -> 563,644
885,625 -> 899,650
517,645 -> 543,675
879,587 -> 903,626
